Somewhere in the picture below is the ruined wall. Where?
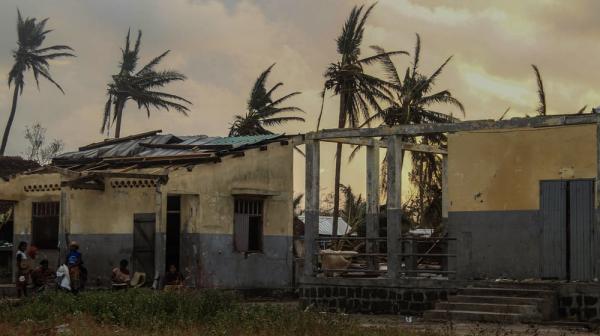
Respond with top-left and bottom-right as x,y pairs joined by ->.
0,142 -> 294,288
0,173 -> 62,270
447,125 -> 596,280
167,142 -> 294,289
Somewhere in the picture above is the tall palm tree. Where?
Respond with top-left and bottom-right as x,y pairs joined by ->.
102,29 -> 190,138
1,10 -> 75,155
317,3 -> 408,238
366,34 -> 464,227
229,64 -> 304,136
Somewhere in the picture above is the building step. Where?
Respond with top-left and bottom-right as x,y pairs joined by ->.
449,295 -> 546,306
435,302 -> 539,316
423,309 -> 523,323
459,287 -> 555,299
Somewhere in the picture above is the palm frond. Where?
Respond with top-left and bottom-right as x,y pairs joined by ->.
532,64 -> 546,116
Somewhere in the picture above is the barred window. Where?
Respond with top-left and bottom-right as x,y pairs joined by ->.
233,198 -> 263,252
32,202 -> 59,249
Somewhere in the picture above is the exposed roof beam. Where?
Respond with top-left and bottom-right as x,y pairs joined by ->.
78,130 -> 162,151
320,138 -> 447,154
306,114 -> 600,140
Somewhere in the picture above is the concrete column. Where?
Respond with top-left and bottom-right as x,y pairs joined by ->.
595,121 -> 600,279
366,143 -> 380,269
58,186 -> 70,265
441,154 -> 451,277
304,140 -> 320,277
386,136 -> 402,279
154,184 -> 166,287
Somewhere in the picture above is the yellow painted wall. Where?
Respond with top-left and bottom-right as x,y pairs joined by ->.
448,124 -> 596,211
0,173 -> 62,235
165,143 -> 294,236
0,142 -> 293,237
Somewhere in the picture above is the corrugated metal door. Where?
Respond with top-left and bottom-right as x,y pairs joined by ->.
569,180 -> 594,281
540,181 -> 567,279
133,213 -> 156,279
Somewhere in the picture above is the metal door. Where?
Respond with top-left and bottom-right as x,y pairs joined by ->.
133,213 -> 156,279
569,180 -> 594,281
540,181 -> 567,279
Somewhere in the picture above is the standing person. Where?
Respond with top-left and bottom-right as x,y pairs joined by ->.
111,259 -> 131,290
15,241 -> 29,297
66,241 -> 82,292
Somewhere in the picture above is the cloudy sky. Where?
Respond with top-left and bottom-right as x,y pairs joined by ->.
0,0 -> 598,196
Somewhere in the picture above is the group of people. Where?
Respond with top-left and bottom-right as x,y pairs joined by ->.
16,240 -> 186,296
16,240 -> 86,297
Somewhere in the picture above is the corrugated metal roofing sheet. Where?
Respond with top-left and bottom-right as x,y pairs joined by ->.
56,133 -> 284,161
298,215 -> 353,236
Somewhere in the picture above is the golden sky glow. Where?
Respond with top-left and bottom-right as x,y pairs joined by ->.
0,0 -> 598,197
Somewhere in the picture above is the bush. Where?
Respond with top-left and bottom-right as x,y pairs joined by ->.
0,289 -> 239,329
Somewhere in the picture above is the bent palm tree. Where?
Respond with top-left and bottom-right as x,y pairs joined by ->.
1,10 -> 75,155
365,34 -> 464,227
229,64 -> 304,136
102,30 -> 190,138
317,3 -> 408,237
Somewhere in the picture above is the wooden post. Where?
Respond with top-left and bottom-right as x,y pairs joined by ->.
304,140 -> 320,277
366,144 -> 380,270
386,136 -> 402,279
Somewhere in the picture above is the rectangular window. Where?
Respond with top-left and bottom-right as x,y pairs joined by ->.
233,198 -> 263,252
31,202 -> 59,249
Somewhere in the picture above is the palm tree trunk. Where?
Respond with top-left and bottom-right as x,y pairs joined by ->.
332,92 -> 347,240
114,99 -> 126,139
0,87 -> 20,156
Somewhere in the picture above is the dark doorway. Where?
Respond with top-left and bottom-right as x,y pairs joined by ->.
540,179 -> 594,281
166,196 -> 181,271
133,213 -> 156,279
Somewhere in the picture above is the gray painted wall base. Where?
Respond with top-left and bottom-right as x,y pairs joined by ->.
12,233 -> 292,289
448,210 -> 541,280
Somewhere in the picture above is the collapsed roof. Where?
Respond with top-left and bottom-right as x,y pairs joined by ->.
0,156 -> 40,181
52,130 -> 288,171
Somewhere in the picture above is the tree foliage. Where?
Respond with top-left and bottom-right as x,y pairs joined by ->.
229,64 -> 304,136
1,10 -> 74,155
102,29 -> 190,138
24,122 -> 64,165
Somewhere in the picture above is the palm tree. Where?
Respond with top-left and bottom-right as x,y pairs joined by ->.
366,34 -> 464,227
317,3 -> 408,238
531,64 -> 546,116
102,29 -> 190,138
1,10 -> 75,155
531,64 -> 587,116
229,64 -> 304,136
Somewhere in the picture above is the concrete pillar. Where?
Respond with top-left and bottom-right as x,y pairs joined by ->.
386,136 -> 402,279
59,186 -> 70,265
441,154 -> 451,277
366,143 -> 380,270
595,121 -> 600,279
304,140 -> 320,277
154,184 -> 166,287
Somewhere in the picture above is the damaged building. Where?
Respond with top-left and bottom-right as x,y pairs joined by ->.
0,131 -> 295,289
299,113 -> 600,323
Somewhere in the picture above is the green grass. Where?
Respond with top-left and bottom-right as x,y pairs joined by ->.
0,289 -> 433,335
